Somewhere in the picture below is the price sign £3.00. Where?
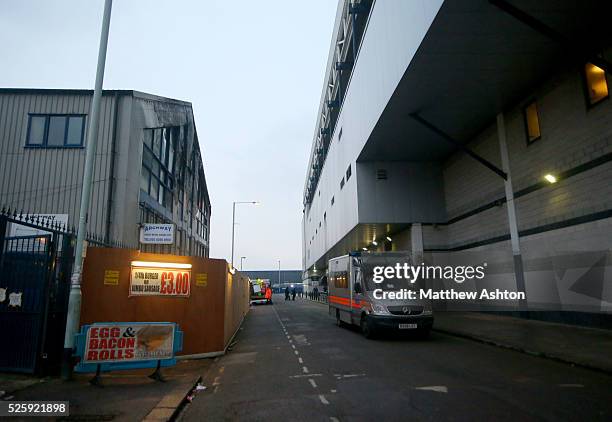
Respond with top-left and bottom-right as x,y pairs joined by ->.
129,267 -> 191,297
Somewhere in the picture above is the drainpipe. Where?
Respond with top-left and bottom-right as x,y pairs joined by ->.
104,91 -> 119,245
496,112 -> 527,308
411,223 -> 424,265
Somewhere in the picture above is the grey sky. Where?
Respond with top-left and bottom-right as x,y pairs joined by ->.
0,0 -> 337,270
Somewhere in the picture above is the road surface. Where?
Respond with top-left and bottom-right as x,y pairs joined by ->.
181,296 -> 612,421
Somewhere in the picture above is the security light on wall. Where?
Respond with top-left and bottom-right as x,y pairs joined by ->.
543,174 -> 557,184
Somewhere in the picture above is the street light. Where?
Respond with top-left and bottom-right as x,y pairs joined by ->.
231,201 -> 259,268
63,0 -> 113,380
240,256 -> 246,271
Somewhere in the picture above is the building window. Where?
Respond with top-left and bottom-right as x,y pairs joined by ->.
26,114 -> 85,147
346,164 -> 352,181
523,101 -> 541,144
583,62 -> 608,106
141,127 -> 178,211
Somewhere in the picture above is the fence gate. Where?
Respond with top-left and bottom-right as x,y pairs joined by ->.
0,216 -> 73,374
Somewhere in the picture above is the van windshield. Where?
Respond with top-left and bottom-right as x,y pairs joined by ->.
356,254 -> 415,292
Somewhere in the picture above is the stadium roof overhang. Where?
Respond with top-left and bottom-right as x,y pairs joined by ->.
357,0 -> 612,164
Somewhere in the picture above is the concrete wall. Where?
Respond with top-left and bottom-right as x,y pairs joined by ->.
80,248 -> 249,356
356,161 -> 446,224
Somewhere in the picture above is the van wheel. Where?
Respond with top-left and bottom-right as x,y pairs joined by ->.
336,310 -> 344,327
360,315 -> 375,339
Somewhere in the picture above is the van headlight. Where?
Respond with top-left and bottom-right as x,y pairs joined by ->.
371,304 -> 389,315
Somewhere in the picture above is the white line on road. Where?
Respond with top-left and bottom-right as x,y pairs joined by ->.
559,384 -> 584,388
415,386 -> 448,393
298,357 -> 303,364
294,350 -> 299,355
292,345 -> 296,349
335,373 -> 366,379
212,376 -> 221,386
303,366 -> 309,373
330,417 -> 339,422
319,395 -> 329,405
289,373 -> 322,378
309,378 -> 318,388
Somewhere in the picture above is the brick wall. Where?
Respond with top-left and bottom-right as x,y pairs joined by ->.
433,64 -> 612,251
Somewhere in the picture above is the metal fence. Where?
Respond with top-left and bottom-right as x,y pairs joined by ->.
0,207 -> 131,375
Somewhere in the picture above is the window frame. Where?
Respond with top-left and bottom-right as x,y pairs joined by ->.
582,61 -> 609,109
141,127 -> 177,212
522,99 -> 541,145
25,113 -> 87,148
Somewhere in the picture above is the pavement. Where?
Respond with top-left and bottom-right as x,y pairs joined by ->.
434,311 -> 612,373
1,358 -> 211,421
180,295 -> 612,421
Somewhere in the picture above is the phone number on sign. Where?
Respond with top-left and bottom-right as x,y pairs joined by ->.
2,401 -> 69,416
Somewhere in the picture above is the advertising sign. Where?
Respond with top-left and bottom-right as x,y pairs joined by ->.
129,267 -> 191,297
83,323 -> 175,363
139,223 -> 174,244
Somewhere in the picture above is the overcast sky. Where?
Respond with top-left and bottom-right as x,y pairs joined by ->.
0,0 -> 337,270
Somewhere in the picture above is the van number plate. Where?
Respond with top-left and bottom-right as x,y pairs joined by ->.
398,323 -> 418,329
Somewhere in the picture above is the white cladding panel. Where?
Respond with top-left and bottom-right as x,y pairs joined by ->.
303,0 -> 444,269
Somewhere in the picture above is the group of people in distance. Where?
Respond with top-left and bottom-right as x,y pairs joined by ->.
307,287 -> 321,301
282,286 -> 323,301
284,286 -> 302,300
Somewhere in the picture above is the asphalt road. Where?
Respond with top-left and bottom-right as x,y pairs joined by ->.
181,296 -> 612,422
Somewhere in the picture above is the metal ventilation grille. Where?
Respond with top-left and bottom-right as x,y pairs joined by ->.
376,169 -> 387,180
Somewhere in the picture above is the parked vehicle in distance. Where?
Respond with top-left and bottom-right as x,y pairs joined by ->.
250,279 -> 271,305
328,251 -> 433,338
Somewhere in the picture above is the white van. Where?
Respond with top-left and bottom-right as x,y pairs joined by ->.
328,251 -> 433,338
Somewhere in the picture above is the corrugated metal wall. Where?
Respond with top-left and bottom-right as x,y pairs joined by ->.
0,91 -> 117,238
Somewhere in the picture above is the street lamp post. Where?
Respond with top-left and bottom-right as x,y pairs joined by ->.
62,0 -> 113,380
231,201 -> 259,268
240,256 -> 246,271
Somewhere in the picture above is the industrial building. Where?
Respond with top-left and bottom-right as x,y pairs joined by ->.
302,0 -> 612,312
0,88 -> 211,256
